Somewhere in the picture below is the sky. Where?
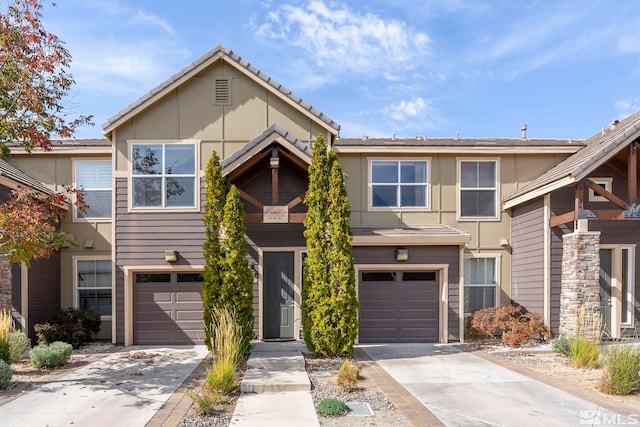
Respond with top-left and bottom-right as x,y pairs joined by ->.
34,0 -> 640,140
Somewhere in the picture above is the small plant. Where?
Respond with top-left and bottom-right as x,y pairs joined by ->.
29,341 -> 73,368
599,344 -> 640,395
569,336 -> 599,368
336,359 -> 360,392
0,310 -> 13,341
552,335 -> 571,357
0,339 -> 11,364
0,360 -> 12,389
7,331 -> 31,363
468,306 -> 549,347
316,398 -> 350,417
206,361 -> 236,395
204,307 -> 245,396
34,308 -> 101,349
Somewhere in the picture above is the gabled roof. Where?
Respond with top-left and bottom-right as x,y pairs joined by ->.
504,110 -> 640,209
102,44 -> 340,136
221,124 -> 311,177
0,159 -> 52,194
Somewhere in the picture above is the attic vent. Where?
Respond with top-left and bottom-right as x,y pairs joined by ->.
214,78 -> 230,104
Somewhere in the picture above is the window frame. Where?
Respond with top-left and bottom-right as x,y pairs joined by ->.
73,256 -> 113,319
368,158 -> 431,210
457,158 -> 500,221
620,245 -> 635,327
73,158 -> 112,222
128,140 -> 200,212
463,254 -> 500,315
588,177 -> 613,202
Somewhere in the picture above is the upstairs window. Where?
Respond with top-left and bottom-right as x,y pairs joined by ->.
75,160 -> 112,219
131,143 -> 196,208
459,160 -> 497,218
370,160 -> 428,208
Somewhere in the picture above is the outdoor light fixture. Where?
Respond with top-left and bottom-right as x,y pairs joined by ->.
270,156 -> 280,168
396,248 -> 409,261
164,250 -> 178,262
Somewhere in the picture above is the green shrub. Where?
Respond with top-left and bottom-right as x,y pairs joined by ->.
336,359 -> 360,392
189,388 -> 231,415
570,336 -> 599,368
316,398 -> 350,417
29,342 -> 73,368
34,308 -> 101,348
552,335 -> 572,357
0,360 -> 12,389
0,339 -> 11,364
7,332 -> 31,363
599,344 -> 640,395
206,361 -> 236,395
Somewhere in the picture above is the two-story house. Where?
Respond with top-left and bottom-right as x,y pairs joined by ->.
7,44 -> 640,345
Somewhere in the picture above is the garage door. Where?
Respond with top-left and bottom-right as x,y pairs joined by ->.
359,270 -> 438,343
133,272 -> 205,345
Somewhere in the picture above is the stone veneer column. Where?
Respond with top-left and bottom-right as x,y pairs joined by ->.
0,254 -> 11,315
560,225 -> 601,338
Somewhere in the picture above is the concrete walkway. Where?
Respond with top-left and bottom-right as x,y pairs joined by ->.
230,341 -> 319,426
0,346 -> 207,427
361,344 -> 637,427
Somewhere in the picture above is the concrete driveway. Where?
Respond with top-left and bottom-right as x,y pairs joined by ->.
361,344 -> 637,427
0,345 -> 207,427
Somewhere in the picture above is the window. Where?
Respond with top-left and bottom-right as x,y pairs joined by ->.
588,178 -> 613,202
464,257 -> 497,314
76,160 -> 111,219
76,259 -> 112,317
131,143 -> 196,208
621,247 -> 634,325
459,160 -> 497,218
370,160 -> 428,208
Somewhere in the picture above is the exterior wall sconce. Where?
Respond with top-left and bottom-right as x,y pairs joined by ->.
396,248 -> 409,262
270,156 -> 280,168
164,250 -> 178,262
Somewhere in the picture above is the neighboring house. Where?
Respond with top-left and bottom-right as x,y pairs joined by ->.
7,44 -> 639,345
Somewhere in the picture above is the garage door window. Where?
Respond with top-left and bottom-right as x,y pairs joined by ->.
77,259 -> 112,317
464,257 -> 497,314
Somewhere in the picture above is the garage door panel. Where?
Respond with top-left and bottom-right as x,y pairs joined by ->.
176,310 -> 203,321
175,292 -> 202,302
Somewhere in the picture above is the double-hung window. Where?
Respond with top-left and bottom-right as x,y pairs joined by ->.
76,259 -> 112,317
75,160 -> 112,219
464,256 -> 498,314
370,160 -> 428,208
131,143 -> 196,208
459,160 -> 497,218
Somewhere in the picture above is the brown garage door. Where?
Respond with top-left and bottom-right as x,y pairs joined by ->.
133,272 -> 204,345
359,270 -> 438,343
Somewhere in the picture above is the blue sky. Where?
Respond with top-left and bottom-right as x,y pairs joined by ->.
40,0 -> 640,140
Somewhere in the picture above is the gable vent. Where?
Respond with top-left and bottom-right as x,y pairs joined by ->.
214,78 -> 230,104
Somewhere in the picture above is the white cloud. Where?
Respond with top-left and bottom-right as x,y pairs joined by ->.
133,10 -> 175,35
254,0 -> 430,83
384,97 -> 429,122
615,97 -> 640,117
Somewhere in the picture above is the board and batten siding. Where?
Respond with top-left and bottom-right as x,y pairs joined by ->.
352,245 -> 461,341
511,199 -> 545,315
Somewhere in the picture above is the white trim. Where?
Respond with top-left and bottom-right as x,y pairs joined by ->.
334,145 -> 582,155
587,177 -> 613,202
127,140 -> 200,213
459,247 -> 465,342
543,194 -> 551,327
366,157 -> 431,211
72,256 -> 113,320
457,158 -> 500,221
354,263 -> 450,344
72,157 -> 112,222
111,130 -> 117,343
122,264 -> 205,346
503,176 -> 575,210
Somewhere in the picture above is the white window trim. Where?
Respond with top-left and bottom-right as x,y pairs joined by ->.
367,157 -> 431,211
457,158 -> 500,221
463,253 -> 500,315
73,255 -> 113,320
621,245 -> 635,327
127,140 -> 201,213
588,177 -> 613,202
72,157 -> 112,222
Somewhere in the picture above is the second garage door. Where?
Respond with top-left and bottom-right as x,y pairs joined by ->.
359,270 -> 438,343
133,272 -> 205,345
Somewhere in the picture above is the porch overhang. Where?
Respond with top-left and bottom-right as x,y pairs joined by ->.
351,225 -> 471,246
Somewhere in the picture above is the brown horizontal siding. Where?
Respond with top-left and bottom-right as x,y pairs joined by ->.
511,199 -> 545,315
550,187 -> 575,336
352,245 -> 461,341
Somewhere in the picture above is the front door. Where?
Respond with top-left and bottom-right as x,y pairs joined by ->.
599,249 -> 612,337
263,252 -> 295,340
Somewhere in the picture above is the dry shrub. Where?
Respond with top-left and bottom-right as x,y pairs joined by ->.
336,359 -> 359,391
468,305 -> 549,348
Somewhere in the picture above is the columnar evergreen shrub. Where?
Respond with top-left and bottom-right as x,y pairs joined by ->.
202,151 -> 226,350
0,360 -> 12,389
303,135 -> 358,356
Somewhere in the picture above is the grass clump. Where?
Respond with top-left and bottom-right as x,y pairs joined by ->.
569,336 -> 599,368
29,341 -> 73,368
189,388 -> 231,415
552,335 -> 571,357
316,398 -> 350,417
599,344 -> 640,395
205,307 -> 245,395
336,359 -> 360,392
0,360 -> 12,389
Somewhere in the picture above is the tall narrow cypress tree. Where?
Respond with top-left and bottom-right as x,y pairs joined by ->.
219,185 -> 254,352
202,152 -> 226,350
